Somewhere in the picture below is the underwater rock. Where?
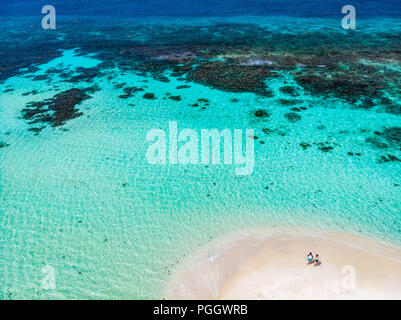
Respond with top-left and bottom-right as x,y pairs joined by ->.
284,112 -> 301,123
384,104 -> 401,115
365,137 -> 389,149
382,127 -> 401,147
169,95 -> 181,101
0,39 -> 61,81
85,85 -> 101,94
22,90 -> 39,96
0,141 -> 10,148
365,126 -> 401,150
143,93 -> 157,100
159,76 -> 170,83
294,61 -> 401,113
176,85 -> 191,89
315,142 -> 334,152
262,128 -> 272,135
300,142 -> 311,150
189,61 -> 273,96
279,99 -> 301,106
262,127 -> 286,136
319,146 -> 334,152
33,75 -> 49,81
22,88 -> 92,129
381,97 -> 401,115
171,64 -> 193,77
114,82 -> 126,89
2,17 -> 400,130
280,86 -> 298,96
254,109 -> 271,118
64,67 -> 103,83
28,127 -> 44,134
119,86 -> 144,99
378,154 -> 401,163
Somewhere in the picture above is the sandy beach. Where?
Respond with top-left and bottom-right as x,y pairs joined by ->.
165,230 -> 401,300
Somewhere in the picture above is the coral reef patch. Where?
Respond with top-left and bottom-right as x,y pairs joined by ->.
22,88 -> 93,132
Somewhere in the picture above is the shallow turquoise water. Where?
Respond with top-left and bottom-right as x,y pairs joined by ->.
0,15 -> 400,299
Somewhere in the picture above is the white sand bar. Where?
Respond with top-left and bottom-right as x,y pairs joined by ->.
165,231 -> 401,300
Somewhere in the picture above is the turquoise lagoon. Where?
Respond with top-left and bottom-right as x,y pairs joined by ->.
0,15 -> 400,299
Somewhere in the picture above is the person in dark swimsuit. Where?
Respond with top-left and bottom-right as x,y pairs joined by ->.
314,254 -> 321,266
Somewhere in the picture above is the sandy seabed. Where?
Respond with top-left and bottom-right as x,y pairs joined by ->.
165,229 -> 401,300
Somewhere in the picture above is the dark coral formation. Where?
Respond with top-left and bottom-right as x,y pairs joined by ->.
293,62 -> 401,112
349,151 -> 362,157
300,142 -> 311,150
22,88 -> 92,131
0,16 -> 398,172
299,141 -> 338,153
366,136 -> 389,149
190,98 -> 210,109
279,86 -> 298,96
284,112 -> 301,123
382,127 -> 401,147
315,141 -> 339,153
378,154 -> 401,163
0,18 -> 399,114
316,144 -> 334,153
176,85 -> 191,89
0,141 -> 10,148
143,93 -> 156,100
169,95 -> 181,101
366,127 -> 401,150
253,109 -> 271,118
262,127 -> 286,136
1,16 -> 400,159
22,90 -> 39,96
66,67 -> 105,83
118,86 -> 144,99
279,99 -> 302,106
188,61 -> 274,96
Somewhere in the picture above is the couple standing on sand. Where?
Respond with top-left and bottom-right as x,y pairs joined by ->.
307,252 -> 321,266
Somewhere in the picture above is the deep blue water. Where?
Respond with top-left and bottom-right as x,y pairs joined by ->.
1,0 -> 401,18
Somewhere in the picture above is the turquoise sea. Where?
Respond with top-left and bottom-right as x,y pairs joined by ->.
0,1 -> 400,299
